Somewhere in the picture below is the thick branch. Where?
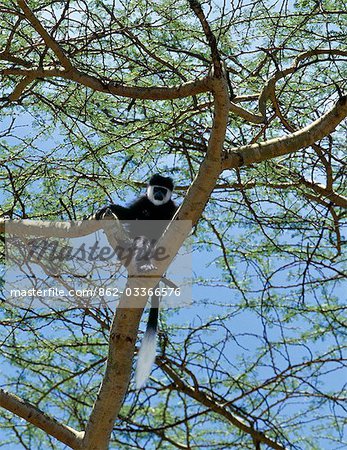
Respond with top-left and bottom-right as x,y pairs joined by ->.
82,281 -> 147,450
2,67 -> 212,100
17,0 -> 73,70
0,218 -> 102,236
82,76 -> 230,450
223,96 -> 347,169
8,75 -> 34,101
0,389 -> 83,449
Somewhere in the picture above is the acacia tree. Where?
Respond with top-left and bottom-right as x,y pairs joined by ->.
0,0 -> 346,449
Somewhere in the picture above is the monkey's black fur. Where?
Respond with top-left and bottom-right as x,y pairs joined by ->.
95,174 -> 177,231
95,174 -> 177,388
96,196 -> 177,224
95,196 -> 177,221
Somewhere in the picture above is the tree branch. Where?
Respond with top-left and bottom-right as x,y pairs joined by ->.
81,281 -> 147,450
222,96 -> 347,169
258,49 -> 347,116
0,218 -> 102,236
159,360 -> 287,450
17,0 -> 73,70
274,162 -> 347,209
2,67 -> 212,100
8,75 -> 35,101
0,51 -> 31,67
229,101 -> 264,124
188,0 -> 223,79
0,389 -> 83,449
82,75 -> 230,450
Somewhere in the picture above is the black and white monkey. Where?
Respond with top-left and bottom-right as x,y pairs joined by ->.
96,174 -> 178,388
96,174 -> 177,223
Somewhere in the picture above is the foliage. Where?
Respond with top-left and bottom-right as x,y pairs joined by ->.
0,0 -> 346,449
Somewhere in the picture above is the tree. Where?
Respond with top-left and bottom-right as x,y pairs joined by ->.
0,0 -> 346,449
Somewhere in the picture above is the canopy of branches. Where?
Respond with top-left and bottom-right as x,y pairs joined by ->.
0,0 -> 346,449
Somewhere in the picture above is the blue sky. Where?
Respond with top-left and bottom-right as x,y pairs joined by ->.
0,58 -> 346,450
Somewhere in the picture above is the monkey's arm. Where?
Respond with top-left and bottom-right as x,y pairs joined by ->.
95,204 -> 134,220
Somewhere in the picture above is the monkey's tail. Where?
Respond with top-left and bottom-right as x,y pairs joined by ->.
135,293 -> 159,390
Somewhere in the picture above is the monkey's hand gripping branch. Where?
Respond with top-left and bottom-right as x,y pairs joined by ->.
95,208 -> 159,274
94,207 -> 132,252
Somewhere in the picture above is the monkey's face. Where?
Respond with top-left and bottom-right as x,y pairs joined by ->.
147,185 -> 172,206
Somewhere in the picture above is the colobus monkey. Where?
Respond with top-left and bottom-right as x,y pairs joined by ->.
95,174 -> 176,222
96,174 -> 177,388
